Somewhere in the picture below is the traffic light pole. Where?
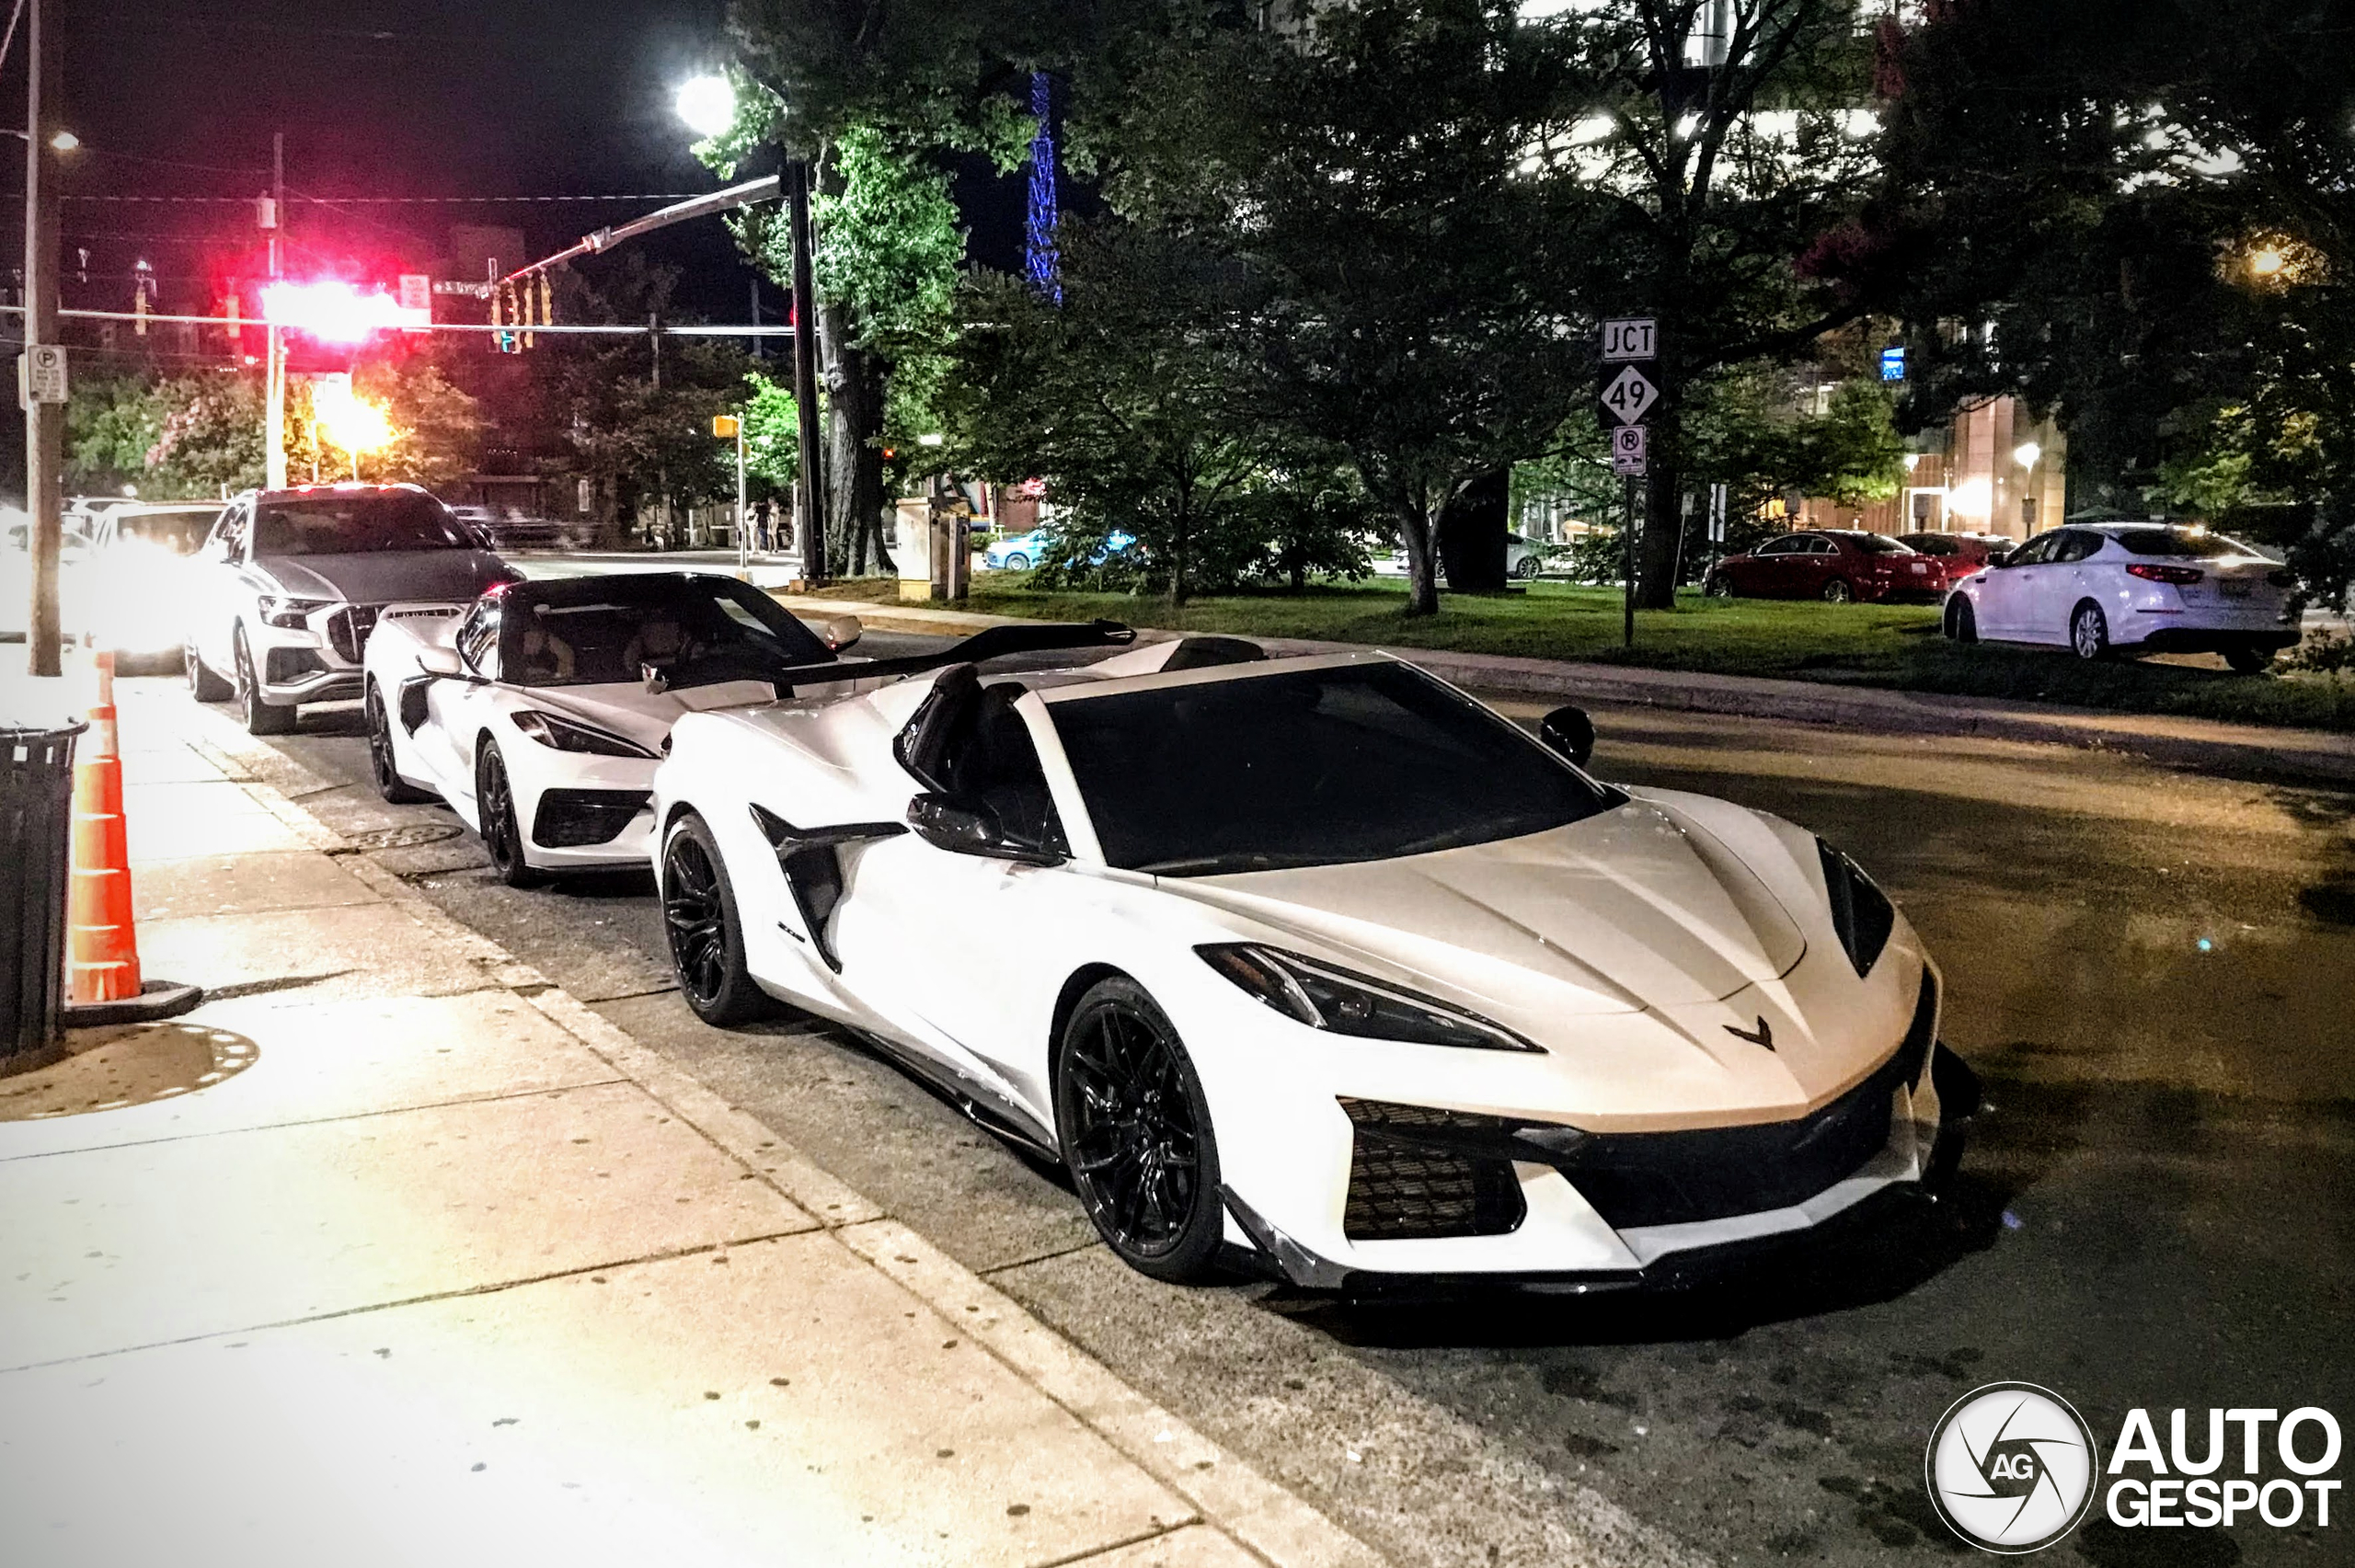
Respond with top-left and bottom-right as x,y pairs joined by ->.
264,132 -> 287,490
786,157 -> 827,587
22,0 -> 63,678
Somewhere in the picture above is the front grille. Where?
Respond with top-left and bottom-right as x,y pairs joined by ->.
1340,1101 -> 1528,1242
327,605 -> 380,663
532,788 -> 652,849
1553,969 -> 1940,1230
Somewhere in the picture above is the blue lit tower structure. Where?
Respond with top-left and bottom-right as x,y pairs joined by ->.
1025,71 -> 1062,302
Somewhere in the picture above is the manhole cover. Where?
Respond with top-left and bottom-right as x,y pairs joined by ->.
341,823 -> 465,852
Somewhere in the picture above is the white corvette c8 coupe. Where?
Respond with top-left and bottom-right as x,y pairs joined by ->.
362,571 -> 861,885
651,628 -> 1979,1290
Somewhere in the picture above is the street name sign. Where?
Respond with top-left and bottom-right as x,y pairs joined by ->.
1602,317 -> 1657,362
1611,424 -> 1648,476
1600,364 -> 1659,426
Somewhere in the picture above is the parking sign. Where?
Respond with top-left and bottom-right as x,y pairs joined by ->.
1611,424 -> 1648,477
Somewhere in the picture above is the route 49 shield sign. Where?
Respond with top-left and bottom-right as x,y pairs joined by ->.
1611,424 -> 1648,477
1600,364 -> 1659,426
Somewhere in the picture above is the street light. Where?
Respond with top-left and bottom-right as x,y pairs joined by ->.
2014,442 -> 2042,468
675,75 -> 736,140
676,72 -> 827,584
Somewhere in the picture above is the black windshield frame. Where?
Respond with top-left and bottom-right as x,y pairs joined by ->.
1046,660 -> 1624,877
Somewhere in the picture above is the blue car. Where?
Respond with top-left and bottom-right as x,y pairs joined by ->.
982,528 -> 1134,572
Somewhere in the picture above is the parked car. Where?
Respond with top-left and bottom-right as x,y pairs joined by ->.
1942,523 -> 2297,671
1894,532 -> 2013,591
1,501 -> 223,662
362,571 -> 861,884
650,630 -> 1975,1288
1373,532 -> 1557,581
982,528 -> 1134,572
185,484 -> 519,735
451,505 -> 574,552
1705,530 -> 1941,603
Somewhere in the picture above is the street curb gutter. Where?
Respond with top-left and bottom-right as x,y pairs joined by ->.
778,594 -> 2355,789
177,700 -> 1387,1568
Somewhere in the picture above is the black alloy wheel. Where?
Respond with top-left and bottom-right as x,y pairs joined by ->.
1512,555 -> 1542,581
660,812 -> 772,1024
475,739 -> 544,887
1821,578 -> 1855,604
186,639 -> 231,702
1944,597 -> 1978,644
234,629 -> 296,735
1703,574 -> 1733,599
364,681 -> 433,804
2070,601 -> 2111,660
1055,977 -> 1223,1283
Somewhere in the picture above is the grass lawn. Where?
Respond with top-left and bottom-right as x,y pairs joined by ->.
805,575 -> 2355,733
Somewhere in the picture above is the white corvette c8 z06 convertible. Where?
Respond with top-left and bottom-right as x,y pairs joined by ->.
650,627 -> 1980,1290
362,571 -> 863,885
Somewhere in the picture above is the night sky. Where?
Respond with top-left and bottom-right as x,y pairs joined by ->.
26,1 -> 1026,325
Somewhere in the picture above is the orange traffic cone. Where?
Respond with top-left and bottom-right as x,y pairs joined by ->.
67,651 -> 143,1004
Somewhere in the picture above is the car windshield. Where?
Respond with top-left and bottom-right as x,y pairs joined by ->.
1851,533 -> 1913,555
2116,529 -> 2258,559
1901,535 -> 1961,555
1049,661 -> 1621,876
252,494 -> 475,555
113,512 -> 214,555
499,578 -> 833,688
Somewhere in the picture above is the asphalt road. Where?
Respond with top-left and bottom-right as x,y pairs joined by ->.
142,632 -> 2355,1568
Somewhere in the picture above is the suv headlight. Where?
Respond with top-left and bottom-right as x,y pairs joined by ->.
511,709 -> 658,759
258,595 -> 331,629
1197,944 -> 1540,1052
1818,839 -> 1895,977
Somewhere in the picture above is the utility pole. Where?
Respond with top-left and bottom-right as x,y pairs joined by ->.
22,0 -> 63,677
263,132 -> 287,489
786,156 -> 827,586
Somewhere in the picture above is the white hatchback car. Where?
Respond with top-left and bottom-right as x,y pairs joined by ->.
1942,523 -> 2297,671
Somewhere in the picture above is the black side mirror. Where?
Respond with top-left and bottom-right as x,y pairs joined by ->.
1539,704 -> 1595,768
906,792 -> 1064,866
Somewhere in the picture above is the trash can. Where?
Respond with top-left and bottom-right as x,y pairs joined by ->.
1,721 -> 86,1069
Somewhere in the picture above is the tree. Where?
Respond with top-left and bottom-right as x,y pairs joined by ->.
66,372 -> 267,499
945,225 -> 1292,603
546,257 -> 760,544
1866,0 -> 2355,602
1086,0 -> 1591,614
293,355 -> 485,489
1525,0 -> 1890,607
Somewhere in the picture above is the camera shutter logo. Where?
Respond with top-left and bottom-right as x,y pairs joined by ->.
1926,1382 -> 2100,1553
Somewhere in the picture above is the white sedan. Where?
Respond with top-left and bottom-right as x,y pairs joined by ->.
1942,522 -> 2298,671
650,633 -> 1977,1288
362,570 -> 860,885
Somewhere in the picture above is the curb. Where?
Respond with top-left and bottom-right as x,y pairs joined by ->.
775,593 -> 2355,789
172,697 -> 1387,1568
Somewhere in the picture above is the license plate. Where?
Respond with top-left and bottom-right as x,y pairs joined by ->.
2220,578 -> 2252,599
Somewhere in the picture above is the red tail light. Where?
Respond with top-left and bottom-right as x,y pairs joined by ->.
2127,564 -> 2204,585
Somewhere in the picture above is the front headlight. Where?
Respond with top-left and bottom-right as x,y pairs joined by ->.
258,594 -> 331,629
1197,944 -> 1540,1053
511,709 -> 658,759
1818,839 -> 1895,977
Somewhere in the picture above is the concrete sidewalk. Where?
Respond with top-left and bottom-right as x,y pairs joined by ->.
0,681 -> 1381,1568
780,593 -> 2355,788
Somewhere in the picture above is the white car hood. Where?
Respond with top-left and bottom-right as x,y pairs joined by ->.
1158,796 -> 1808,1019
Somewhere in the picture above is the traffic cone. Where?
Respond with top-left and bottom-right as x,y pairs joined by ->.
67,651 -> 142,1004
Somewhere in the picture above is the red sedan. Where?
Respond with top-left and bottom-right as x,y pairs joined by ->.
1704,530 -> 1945,603
1896,532 -> 2013,591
